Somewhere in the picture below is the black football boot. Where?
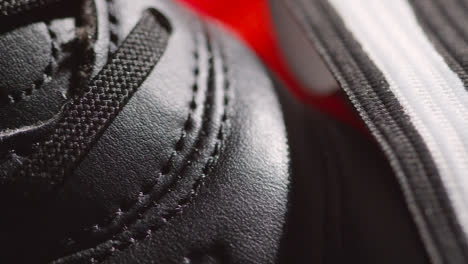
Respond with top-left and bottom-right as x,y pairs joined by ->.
0,0 -> 290,262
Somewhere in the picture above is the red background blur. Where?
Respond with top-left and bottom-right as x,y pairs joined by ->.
176,0 -> 359,127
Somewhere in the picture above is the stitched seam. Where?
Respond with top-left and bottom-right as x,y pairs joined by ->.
0,21 -> 56,106
53,31 -> 232,264
0,22 -> 60,157
63,32 -> 203,246
92,35 -> 231,264
9,10 -> 171,198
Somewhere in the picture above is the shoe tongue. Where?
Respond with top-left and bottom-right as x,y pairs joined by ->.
0,1 -> 90,155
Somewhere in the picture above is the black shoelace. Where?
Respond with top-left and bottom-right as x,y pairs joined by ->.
0,5 -> 171,201
0,0 -> 63,17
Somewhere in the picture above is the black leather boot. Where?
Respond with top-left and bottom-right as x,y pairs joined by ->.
0,0 -> 291,262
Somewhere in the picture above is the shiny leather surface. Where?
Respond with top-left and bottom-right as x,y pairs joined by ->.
53,1 -> 290,262
0,1 -> 290,263
0,5 -> 81,133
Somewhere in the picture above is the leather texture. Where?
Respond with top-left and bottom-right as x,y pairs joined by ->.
0,1 -> 91,161
52,1 -> 290,262
0,3 -> 83,133
0,0 -> 290,263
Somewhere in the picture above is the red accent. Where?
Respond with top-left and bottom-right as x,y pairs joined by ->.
176,0 -> 362,129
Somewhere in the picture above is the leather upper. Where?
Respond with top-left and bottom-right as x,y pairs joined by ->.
0,2 -> 83,136
0,0 -> 290,263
